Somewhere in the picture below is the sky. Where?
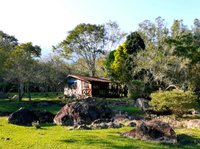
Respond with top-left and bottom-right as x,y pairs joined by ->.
0,0 -> 200,56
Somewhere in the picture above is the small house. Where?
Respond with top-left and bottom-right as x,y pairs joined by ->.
64,74 -> 111,98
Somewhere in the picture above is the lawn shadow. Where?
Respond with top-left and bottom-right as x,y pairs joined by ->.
41,123 -> 56,127
177,134 -> 200,145
60,139 -> 79,143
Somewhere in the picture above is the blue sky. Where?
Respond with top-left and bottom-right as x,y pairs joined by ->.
0,0 -> 199,56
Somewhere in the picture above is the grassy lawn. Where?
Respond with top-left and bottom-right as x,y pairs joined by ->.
1,95 -> 200,148
0,117 -> 200,149
0,92 -> 65,114
7,92 -> 63,101
112,106 -> 144,115
0,99 -> 62,114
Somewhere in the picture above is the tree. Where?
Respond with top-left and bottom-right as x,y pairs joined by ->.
35,55 -> 71,93
54,21 -> 125,76
6,42 -> 41,101
105,32 -> 145,97
0,31 -> 18,92
134,18 -> 200,93
111,43 -> 128,82
125,32 -> 145,54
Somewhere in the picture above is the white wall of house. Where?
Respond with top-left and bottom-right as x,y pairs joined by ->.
76,80 -> 82,95
64,79 -> 92,97
64,79 -> 83,96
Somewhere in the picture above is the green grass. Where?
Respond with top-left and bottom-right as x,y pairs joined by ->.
1,95 -> 200,148
0,117 -> 200,149
7,92 -> 63,101
0,99 -> 62,114
111,106 -> 144,115
0,92 -> 66,114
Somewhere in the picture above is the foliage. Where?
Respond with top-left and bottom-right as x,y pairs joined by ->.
0,31 -> 18,90
106,32 -> 145,82
132,17 -> 200,94
105,32 -> 145,96
55,21 -> 125,76
125,32 -> 145,54
35,55 -> 71,93
110,43 -> 129,82
5,42 -> 41,101
150,89 -> 198,115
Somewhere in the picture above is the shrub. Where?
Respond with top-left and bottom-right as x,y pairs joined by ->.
150,89 -> 198,116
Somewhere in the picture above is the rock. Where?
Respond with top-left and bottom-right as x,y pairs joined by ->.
8,107 -> 37,125
91,119 -> 110,125
184,119 -> 200,129
135,98 -> 150,111
32,121 -> 41,129
57,95 -> 67,99
11,95 -> 19,101
76,124 -> 91,130
188,109 -> 200,115
90,122 -> 108,129
125,120 -> 137,127
68,126 -> 75,130
68,124 -> 91,130
121,120 -> 177,144
107,122 -> 115,128
152,116 -> 181,128
90,121 -> 123,129
34,110 -> 55,123
113,115 -> 128,124
54,101 -> 112,126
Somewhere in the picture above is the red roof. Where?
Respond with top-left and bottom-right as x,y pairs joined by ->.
67,74 -> 111,83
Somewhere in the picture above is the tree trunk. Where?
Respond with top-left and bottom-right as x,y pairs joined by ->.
127,83 -> 135,98
18,83 -> 24,101
27,83 -> 31,101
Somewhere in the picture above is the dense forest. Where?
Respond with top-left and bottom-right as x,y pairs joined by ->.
0,17 -> 200,100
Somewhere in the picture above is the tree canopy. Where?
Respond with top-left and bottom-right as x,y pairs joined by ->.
54,21 -> 125,76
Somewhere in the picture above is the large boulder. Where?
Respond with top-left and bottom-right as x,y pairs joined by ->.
121,120 -> 177,144
8,107 -> 37,125
54,101 -> 112,126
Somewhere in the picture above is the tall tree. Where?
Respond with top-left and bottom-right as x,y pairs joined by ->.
54,21 -> 125,76
35,55 -> 71,93
6,42 -> 41,101
105,32 -> 145,96
0,31 -> 18,92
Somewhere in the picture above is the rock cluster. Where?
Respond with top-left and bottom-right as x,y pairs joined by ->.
54,101 -> 112,126
121,120 -> 177,144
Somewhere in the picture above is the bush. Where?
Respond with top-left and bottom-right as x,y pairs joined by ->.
150,89 -> 198,116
